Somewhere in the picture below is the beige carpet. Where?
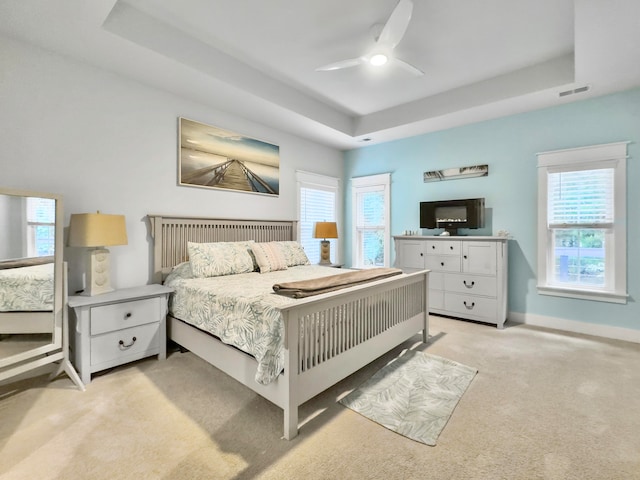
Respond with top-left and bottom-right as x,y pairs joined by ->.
1,315 -> 640,480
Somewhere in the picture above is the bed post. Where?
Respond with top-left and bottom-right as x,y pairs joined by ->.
423,271 -> 430,343
281,310 -> 299,440
149,215 -> 164,284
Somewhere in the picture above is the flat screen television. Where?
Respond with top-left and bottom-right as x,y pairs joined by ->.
420,198 -> 485,235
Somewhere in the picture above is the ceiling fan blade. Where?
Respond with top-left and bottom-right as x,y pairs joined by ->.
315,58 -> 364,71
377,0 -> 413,49
393,57 -> 424,76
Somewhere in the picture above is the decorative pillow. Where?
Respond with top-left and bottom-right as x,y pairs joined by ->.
187,241 -> 255,278
275,241 -> 311,266
251,242 -> 288,273
171,261 -> 193,277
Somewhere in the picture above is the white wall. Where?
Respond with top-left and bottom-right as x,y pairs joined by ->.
0,36 -> 344,292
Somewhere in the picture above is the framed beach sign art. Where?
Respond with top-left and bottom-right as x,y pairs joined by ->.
423,164 -> 488,182
179,117 -> 280,196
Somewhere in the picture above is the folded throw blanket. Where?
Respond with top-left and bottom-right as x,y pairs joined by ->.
273,267 -> 403,298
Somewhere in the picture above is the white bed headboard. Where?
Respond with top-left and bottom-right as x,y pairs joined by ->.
148,215 -> 298,283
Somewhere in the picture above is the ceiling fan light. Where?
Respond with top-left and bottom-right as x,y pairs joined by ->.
370,53 -> 388,66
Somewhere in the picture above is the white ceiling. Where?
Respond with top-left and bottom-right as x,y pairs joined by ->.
1,0 -> 639,150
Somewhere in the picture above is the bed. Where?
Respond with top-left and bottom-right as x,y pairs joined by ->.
149,215 -> 430,439
0,258 -> 55,334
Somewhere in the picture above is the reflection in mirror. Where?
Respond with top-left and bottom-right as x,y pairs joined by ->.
0,191 -> 58,364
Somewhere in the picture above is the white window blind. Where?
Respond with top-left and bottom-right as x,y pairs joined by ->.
548,167 -> 614,228
26,197 -> 56,257
356,190 -> 385,229
27,197 -> 55,224
300,187 -> 336,263
296,171 -> 339,264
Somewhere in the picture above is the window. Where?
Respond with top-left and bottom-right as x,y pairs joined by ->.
537,142 -> 628,303
26,197 -> 56,257
352,173 -> 391,268
296,171 -> 339,264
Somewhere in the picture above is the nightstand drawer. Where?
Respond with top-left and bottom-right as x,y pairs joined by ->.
90,322 -> 160,366
90,297 -> 161,335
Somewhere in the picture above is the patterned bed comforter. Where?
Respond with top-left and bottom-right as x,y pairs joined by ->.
0,263 -> 54,312
164,263 -> 352,385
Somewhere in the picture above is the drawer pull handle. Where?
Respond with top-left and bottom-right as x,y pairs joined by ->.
449,246 -> 453,250
420,253 -> 423,257
431,245 -> 436,249
119,337 -> 137,349
463,280 -> 475,288
463,255 -> 468,259
124,312 -> 133,319
463,301 -> 475,310
440,262 -> 445,267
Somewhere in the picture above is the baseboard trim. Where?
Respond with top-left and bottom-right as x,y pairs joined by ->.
508,311 -> 640,344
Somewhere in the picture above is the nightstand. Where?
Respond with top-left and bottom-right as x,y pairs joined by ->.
68,285 -> 173,384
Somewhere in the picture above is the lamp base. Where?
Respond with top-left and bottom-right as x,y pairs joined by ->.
319,240 -> 332,265
81,248 -> 114,296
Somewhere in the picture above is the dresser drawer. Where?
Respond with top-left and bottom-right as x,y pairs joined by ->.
425,255 -> 461,272
90,322 -> 160,366
425,240 -> 461,255
444,293 -> 497,319
444,273 -> 497,297
90,297 -> 161,335
428,289 -> 445,310
429,271 -> 444,290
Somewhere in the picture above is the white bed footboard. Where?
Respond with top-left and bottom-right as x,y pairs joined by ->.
292,276 -> 427,371
279,271 -> 428,439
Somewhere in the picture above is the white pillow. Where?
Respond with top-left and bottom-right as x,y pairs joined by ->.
187,241 -> 255,278
251,242 -> 288,273
275,241 -> 311,266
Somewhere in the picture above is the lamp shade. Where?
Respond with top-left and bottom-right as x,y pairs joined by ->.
314,221 -> 338,239
68,213 -> 128,247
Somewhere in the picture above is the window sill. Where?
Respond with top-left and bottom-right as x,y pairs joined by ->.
537,285 -> 628,304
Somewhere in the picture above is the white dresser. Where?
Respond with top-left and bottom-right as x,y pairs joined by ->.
394,236 -> 508,328
68,285 -> 173,384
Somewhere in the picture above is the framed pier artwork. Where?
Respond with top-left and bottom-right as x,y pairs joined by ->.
178,117 -> 280,196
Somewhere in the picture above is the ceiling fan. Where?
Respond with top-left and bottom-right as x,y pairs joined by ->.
315,0 -> 424,76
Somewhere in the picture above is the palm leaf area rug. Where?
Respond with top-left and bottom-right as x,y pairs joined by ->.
339,350 -> 477,446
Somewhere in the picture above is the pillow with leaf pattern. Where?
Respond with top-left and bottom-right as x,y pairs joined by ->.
188,241 -> 255,278
274,241 -> 311,266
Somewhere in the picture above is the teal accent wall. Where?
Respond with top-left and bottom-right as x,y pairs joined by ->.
344,88 -> 640,331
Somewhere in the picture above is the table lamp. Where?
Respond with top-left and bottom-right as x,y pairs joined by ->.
68,212 -> 128,296
313,221 -> 338,265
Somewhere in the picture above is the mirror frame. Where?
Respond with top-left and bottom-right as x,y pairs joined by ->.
0,187 -> 64,379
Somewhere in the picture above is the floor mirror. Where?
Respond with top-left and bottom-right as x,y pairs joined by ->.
0,187 -> 79,385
